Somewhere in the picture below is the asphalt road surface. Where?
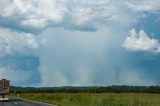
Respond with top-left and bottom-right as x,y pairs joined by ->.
0,97 -> 56,106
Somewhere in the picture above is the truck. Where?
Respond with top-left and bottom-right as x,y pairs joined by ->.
0,78 -> 10,101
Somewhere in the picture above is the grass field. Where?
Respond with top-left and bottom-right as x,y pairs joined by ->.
17,93 -> 160,106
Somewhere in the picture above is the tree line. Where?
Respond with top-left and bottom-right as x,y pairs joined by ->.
10,85 -> 160,93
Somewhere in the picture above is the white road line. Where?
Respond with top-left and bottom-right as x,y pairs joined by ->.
23,99 -> 57,106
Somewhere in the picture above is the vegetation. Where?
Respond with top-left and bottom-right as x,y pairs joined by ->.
11,86 -> 160,106
10,85 -> 160,93
16,93 -> 160,106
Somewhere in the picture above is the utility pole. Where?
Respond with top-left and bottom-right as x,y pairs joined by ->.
93,81 -> 96,93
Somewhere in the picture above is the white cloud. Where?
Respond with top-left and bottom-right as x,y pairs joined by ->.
123,29 -> 160,53
0,0 -> 139,32
0,28 -> 39,57
123,0 -> 160,13
0,0 -> 160,33
0,0 -> 67,29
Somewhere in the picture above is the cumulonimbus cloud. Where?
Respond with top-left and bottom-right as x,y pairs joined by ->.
0,28 -> 39,57
0,28 -> 40,86
1,0 -> 160,34
0,0 -> 160,33
123,29 -> 160,53
0,0 -> 112,32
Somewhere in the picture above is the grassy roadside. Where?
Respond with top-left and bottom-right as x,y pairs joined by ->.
15,93 -> 160,106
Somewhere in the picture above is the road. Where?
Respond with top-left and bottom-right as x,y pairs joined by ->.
0,97 -> 56,106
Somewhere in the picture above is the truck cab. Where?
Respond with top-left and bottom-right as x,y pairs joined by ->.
0,78 -> 10,101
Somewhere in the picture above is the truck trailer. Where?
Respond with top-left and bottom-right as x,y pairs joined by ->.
0,78 -> 10,101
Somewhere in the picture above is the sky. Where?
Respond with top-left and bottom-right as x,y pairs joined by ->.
0,0 -> 160,87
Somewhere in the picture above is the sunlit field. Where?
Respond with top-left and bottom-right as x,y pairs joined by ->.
16,93 -> 160,106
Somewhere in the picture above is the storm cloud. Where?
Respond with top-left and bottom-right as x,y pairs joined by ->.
0,0 -> 160,86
